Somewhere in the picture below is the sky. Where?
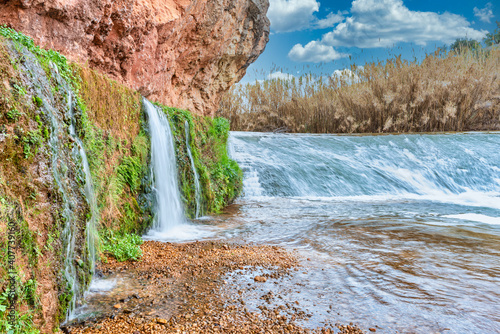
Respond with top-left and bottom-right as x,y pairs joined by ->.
241,0 -> 499,83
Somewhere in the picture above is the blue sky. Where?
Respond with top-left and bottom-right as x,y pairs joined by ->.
241,0 -> 499,83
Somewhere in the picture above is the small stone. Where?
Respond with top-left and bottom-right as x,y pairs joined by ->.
157,318 -> 168,324
254,276 -> 267,282
369,328 -> 377,332
223,244 -> 229,250
113,304 -> 121,309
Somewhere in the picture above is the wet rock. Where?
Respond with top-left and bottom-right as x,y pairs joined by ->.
254,276 -> 267,282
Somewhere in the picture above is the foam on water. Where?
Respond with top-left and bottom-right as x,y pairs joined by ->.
445,213 -> 500,225
229,132 -> 500,211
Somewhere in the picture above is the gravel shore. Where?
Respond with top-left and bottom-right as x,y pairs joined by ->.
65,241 -> 365,334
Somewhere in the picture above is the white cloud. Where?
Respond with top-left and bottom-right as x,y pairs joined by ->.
288,41 -> 349,62
321,0 -> 487,48
474,3 -> 494,23
268,0 -> 320,33
314,11 -> 345,29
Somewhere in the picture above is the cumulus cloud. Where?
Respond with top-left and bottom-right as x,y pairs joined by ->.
288,41 -> 349,63
321,0 -> 487,48
268,0 -> 346,32
268,0 -> 320,33
474,3 -> 494,23
314,11 -> 345,29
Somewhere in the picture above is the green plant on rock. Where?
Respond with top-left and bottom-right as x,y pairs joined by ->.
32,96 -> 43,108
101,231 -> 143,262
6,107 -> 22,121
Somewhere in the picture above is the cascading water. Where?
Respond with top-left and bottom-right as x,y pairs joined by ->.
230,131 -> 500,209
67,94 -> 99,280
223,131 -> 500,333
10,41 -> 99,321
143,99 -> 186,236
185,120 -> 203,218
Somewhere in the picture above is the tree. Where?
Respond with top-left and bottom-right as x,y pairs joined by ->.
484,21 -> 500,46
450,38 -> 481,53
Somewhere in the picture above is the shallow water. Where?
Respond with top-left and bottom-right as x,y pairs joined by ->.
212,132 -> 500,333
74,132 -> 500,333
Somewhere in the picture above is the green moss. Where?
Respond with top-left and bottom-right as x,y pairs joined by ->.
101,230 -> 143,262
155,104 -> 242,217
32,96 -> 43,108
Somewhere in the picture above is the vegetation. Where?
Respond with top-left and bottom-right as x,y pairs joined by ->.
450,38 -> 481,54
218,49 -> 500,133
484,21 -> 500,46
101,231 -> 143,262
76,66 -> 152,236
157,104 -> 242,216
0,26 -> 241,332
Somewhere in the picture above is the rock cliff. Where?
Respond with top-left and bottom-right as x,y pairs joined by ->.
0,0 -> 270,115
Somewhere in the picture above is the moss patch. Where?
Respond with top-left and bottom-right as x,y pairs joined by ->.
156,104 -> 242,217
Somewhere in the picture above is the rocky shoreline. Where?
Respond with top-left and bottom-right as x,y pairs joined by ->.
64,241 -> 365,334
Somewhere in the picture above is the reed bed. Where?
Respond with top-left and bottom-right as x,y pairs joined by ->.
218,50 -> 500,133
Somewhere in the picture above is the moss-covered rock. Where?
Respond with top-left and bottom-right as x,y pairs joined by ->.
0,27 -> 242,332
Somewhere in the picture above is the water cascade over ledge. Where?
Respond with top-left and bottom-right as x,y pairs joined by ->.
223,131 -> 500,333
142,99 -> 212,241
185,120 -> 203,218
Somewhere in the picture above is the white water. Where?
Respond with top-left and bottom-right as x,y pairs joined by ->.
220,131 -> 500,333
185,120 -> 203,218
12,43 -> 99,321
143,100 -> 212,241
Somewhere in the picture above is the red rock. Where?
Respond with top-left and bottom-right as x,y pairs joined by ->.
369,328 -> 377,332
0,0 -> 270,116
254,276 -> 267,282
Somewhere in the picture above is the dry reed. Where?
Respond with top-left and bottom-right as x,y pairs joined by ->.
218,50 -> 500,133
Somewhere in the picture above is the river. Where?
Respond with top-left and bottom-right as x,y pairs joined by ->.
210,131 -> 500,333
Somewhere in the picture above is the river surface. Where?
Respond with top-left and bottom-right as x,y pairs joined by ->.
209,132 -> 500,333
76,131 -> 500,333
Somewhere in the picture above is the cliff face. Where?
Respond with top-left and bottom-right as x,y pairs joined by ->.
0,0 -> 270,115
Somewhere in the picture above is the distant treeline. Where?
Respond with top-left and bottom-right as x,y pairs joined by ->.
218,46 -> 500,134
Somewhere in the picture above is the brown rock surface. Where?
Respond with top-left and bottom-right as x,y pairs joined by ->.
0,0 -> 270,115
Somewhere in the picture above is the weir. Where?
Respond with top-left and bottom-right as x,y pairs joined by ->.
226,131 -> 500,332
230,131 -> 500,209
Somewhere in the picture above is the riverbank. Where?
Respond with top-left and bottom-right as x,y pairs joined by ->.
64,240 -> 364,334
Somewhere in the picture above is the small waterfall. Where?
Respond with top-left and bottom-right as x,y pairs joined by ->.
67,94 -> 98,277
185,120 -> 202,218
9,41 -> 98,321
143,99 -> 186,233
63,93 -> 99,320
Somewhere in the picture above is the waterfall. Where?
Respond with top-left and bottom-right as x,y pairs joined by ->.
67,94 -> 99,277
143,99 -> 186,234
10,40 -> 99,321
229,131 -> 500,210
185,120 -> 202,218
65,94 -> 99,320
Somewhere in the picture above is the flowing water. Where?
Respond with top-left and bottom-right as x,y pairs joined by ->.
185,120 -> 203,218
217,131 -> 500,333
12,41 -> 99,319
143,100 -> 210,241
